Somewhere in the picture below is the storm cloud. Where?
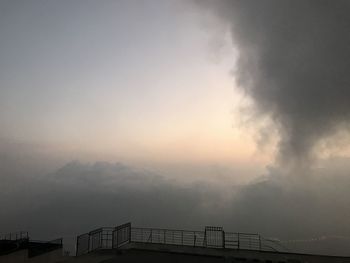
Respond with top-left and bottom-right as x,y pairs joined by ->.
200,0 -> 350,167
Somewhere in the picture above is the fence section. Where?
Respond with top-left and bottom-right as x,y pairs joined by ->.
224,232 -> 261,250
131,227 -> 265,251
112,222 -> 131,248
76,223 -> 288,256
204,226 -> 224,248
131,227 -> 206,247
0,231 -> 29,241
260,237 -> 290,252
76,233 -> 90,256
76,227 -> 115,256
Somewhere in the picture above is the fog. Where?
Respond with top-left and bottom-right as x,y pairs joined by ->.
1,0 -> 350,257
1,141 -> 350,255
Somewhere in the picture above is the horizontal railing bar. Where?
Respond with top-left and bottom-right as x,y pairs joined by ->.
226,231 -> 260,235
131,227 -> 204,232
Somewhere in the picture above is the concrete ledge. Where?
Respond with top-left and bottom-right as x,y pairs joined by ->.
119,242 -> 350,263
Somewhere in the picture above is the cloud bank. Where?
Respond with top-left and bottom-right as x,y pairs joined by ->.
1,156 -> 350,256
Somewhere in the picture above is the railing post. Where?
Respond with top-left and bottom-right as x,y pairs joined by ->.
76,236 -> 79,256
194,231 -> 196,247
163,229 -> 165,244
88,233 -> 90,253
116,230 -> 119,249
100,230 -> 102,249
223,231 -> 225,248
151,229 -> 153,243
259,235 -> 262,251
181,231 -> 183,245
237,233 -> 240,249
112,230 -> 114,249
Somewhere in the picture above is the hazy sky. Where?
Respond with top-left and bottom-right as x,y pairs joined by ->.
2,0 -> 350,256
0,0 -> 265,170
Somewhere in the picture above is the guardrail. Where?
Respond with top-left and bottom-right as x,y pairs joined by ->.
0,231 -> 28,241
76,227 -> 115,256
261,237 -> 290,252
224,232 -> 261,250
130,227 -> 282,251
112,223 -> 131,248
76,223 -> 288,256
76,223 -> 131,256
131,227 -> 205,247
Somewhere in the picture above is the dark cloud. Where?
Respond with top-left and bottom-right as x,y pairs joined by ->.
189,2 -> 350,253
189,2 -> 350,256
200,0 -> 350,166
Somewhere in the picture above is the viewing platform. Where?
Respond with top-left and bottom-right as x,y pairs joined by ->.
71,222 -> 350,263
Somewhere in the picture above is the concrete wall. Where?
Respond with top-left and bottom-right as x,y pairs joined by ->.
60,244 -> 350,263
122,242 -> 350,263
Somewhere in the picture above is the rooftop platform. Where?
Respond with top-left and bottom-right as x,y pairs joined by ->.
71,222 -> 350,263
0,231 -> 63,263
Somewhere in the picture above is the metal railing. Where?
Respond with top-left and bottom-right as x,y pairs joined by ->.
112,222 -> 131,248
76,227 -> 115,256
130,227 -> 287,252
131,227 -> 266,250
260,237 -> 290,252
224,232 -> 261,250
204,226 -> 224,248
131,227 -> 205,247
0,231 -> 28,241
76,224 -> 131,256
76,223 -> 288,256
0,231 -> 29,240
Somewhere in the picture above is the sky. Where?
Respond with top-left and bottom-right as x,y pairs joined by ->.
1,0 -> 350,257
0,0 -> 266,170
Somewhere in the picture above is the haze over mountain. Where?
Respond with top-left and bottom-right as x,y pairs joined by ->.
1,0 -> 350,257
